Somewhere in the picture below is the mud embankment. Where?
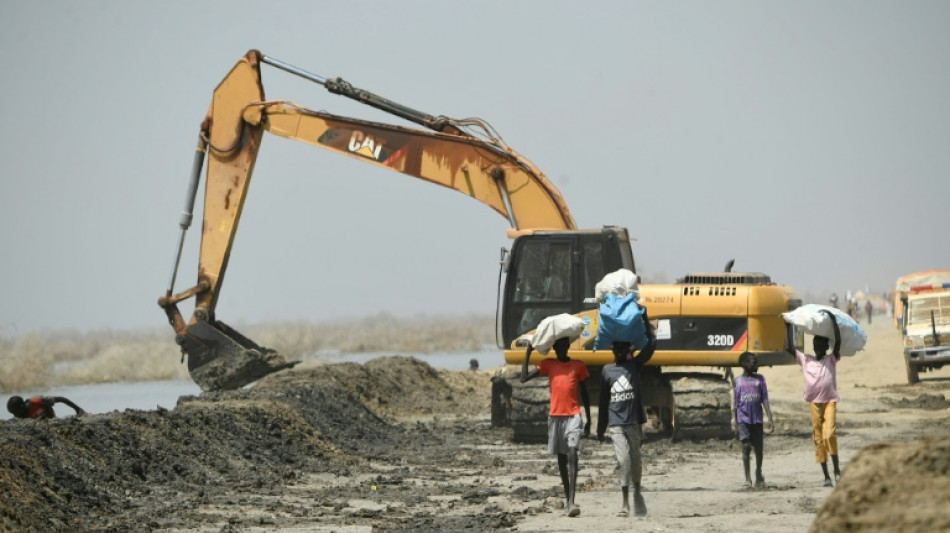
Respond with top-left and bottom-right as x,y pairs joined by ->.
4,353 -> 950,533
0,357 -> 494,532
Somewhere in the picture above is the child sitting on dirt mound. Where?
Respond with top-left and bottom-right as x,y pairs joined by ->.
520,314 -> 590,518
732,352 -> 774,488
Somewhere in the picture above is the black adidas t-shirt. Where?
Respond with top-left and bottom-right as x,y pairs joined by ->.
600,360 -> 646,426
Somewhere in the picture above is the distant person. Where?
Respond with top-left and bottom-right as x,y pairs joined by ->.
865,300 -> 873,324
845,300 -> 855,319
596,311 -> 656,517
468,358 -> 479,371
7,395 -> 85,419
543,248 -> 571,300
522,336 -> 591,517
732,352 -> 774,488
795,309 -> 843,487
829,293 -> 839,309
543,274 -> 568,299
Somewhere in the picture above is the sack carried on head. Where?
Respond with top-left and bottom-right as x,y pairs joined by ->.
782,303 -> 867,356
594,293 -> 648,350
594,268 -> 640,303
530,313 -> 586,355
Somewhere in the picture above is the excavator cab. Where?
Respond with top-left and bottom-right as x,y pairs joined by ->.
501,227 -> 634,345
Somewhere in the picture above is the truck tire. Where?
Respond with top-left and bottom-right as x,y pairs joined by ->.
905,352 -> 920,384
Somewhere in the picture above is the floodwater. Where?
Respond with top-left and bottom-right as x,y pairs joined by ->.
1,349 -> 493,420
305,348 -> 490,371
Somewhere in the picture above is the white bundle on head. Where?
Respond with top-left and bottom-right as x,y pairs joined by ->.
594,268 -> 640,303
529,313 -> 586,355
782,304 -> 868,356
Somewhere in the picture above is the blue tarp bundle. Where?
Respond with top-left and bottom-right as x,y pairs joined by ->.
594,293 -> 648,350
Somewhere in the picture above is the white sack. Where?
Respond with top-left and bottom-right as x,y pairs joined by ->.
529,313 -> 586,355
594,269 -> 640,303
782,304 -> 867,356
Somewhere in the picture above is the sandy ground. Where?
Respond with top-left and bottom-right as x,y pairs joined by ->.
2,317 -> 948,532
516,316 -> 950,533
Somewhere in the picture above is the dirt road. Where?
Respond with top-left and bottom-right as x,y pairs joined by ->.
2,319 -> 948,532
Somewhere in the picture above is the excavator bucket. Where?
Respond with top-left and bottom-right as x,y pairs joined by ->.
180,320 -> 298,392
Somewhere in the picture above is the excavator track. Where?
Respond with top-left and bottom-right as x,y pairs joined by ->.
508,378 -> 551,443
491,366 -> 607,444
492,368 -> 735,443
491,370 -> 550,443
664,372 -> 734,442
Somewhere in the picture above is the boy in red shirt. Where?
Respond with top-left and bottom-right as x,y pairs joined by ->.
522,334 -> 591,517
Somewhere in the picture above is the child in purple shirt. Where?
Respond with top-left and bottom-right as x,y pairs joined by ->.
732,352 -> 774,488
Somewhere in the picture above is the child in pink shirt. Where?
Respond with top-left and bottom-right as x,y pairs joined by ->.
795,309 -> 842,487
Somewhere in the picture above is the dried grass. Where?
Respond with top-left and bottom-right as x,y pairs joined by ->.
0,314 -> 494,392
246,312 -> 494,357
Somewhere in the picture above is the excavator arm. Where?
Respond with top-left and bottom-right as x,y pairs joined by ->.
159,50 -> 575,391
259,104 -> 575,230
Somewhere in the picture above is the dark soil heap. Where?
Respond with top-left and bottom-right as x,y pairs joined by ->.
811,437 -> 950,533
0,356 -> 491,532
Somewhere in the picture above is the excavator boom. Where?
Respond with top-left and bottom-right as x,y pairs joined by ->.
160,50 -> 575,391
259,102 -> 575,230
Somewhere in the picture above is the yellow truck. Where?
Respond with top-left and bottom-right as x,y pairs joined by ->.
897,274 -> 950,384
893,270 -> 950,329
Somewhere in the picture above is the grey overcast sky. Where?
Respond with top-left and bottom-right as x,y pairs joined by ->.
1,1 -> 948,334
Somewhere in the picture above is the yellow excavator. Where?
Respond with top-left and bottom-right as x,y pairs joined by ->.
159,50 -> 801,440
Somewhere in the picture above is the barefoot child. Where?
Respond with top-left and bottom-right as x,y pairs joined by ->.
521,314 -> 590,518
732,352 -> 774,488
596,320 -> 655,517
795,309 -> 843,486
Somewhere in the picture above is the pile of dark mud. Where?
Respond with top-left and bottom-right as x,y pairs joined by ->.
812,437 -> 950,533
0,356 -> 492,532
881,392 -> 950,410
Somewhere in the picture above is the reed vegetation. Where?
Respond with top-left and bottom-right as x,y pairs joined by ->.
0,313 -> 494,392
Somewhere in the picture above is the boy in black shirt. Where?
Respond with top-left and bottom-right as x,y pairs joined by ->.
596,310 -> 655,517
